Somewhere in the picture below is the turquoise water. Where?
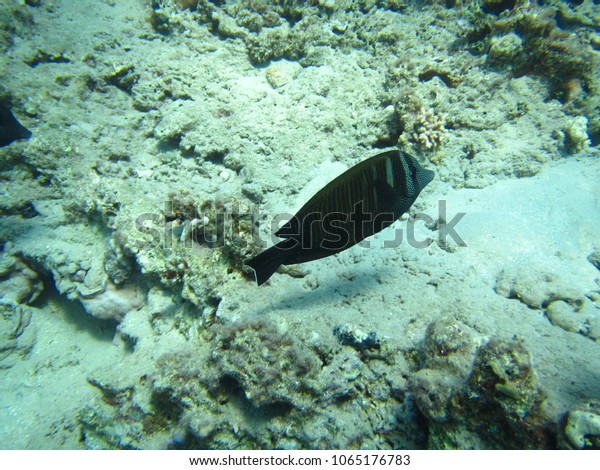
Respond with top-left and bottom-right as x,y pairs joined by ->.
0,0 -> 599,450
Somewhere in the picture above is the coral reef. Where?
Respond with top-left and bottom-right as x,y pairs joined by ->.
207,319 -> 323,409
151,0 -> 318,65
464,1 -> 596,93
395,91 -> 449,159
121,192 -> 258,310
559,115 -> 591,154
461,0 -> 599,150
79,378 -> 171,450
79,317 -> 424,449
2,0 -> 599,450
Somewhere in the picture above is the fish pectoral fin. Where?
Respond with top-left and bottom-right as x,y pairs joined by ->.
373,178 -> 397,213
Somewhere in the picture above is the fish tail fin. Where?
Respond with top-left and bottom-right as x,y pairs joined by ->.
245,238 -> 297,286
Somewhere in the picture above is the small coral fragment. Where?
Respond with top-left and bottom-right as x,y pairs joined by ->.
562,115 -> 590,154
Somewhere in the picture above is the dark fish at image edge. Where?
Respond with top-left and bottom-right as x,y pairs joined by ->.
245,149 -> 435,285
0,103 -> 32,147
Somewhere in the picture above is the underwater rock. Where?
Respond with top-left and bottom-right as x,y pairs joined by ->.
173,0 -> 198,10
545,300 -> 583,335
103,65 -> 139,95
78,279 -> 144,322
488,33 -> 523,64
265,60 -> 301,89
411,368 -> 458,423
25,49 -> 70,68
207,319 -> 322,409
546,298 -> 600,341
333,323 -> 381,351
481,0 -> 518,16
496,254 -> 600,339
560,402 -> 600,449
0,4 -> 16,52
103,235 -> 135,286
116,191 -> 257,308
205,0 -> 310,65
420,318 -> 477,373
0,304 -> 36,368
495,261 -> 583,309
410,319 -> 477,424
245,26 -> 306,65
588,249 -> 600,271
468,340 -> 543,423
0,251 -> 43,306
412,319 -> 552,449
79,378 -> 172,450
164,319 -> 418,448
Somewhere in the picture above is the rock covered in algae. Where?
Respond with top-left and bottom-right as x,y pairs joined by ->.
468,340 -> 543,423
207,319 -> 323,409
488,33 -> 523,64
80,313 -> 425,449
411,368 -> 458,423
79,378 -> 172,450
410,319 -> 477,423
411,318 -> 552,449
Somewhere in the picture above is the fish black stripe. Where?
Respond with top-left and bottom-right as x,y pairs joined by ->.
371,159 -> 385,214
380,158 -> 387,185
336,180 -> 343,218
351,172 -> 360,213
370,163 -> 378,211
344,177 -> 350,215
392,154 -> 403,194
363,171 -> 372,215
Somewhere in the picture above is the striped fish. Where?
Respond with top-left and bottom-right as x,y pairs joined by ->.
246,149 -> 434,285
